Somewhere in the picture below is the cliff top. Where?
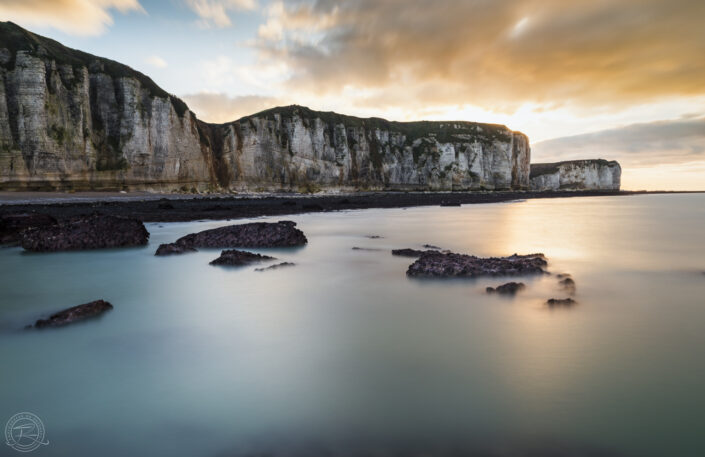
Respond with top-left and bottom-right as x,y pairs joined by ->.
236,105 -> 522,145
0,21 -> 188,116
530,159 -> 621,178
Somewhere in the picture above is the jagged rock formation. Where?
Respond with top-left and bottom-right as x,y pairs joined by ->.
530,160 -> 621,191
0,22 -> 531,192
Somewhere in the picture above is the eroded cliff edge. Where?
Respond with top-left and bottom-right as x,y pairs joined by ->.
0,22 -> 530,192
530,160 -> 621,191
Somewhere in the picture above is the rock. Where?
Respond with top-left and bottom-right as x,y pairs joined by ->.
486,282 -> 525,295
155,243 -> 197,256
546,298 -> 577,307
352,246 -> 382,251
157,201 -> 174,210
440,201 -> 461,207
20,215 -> 149,252
558,276 -> 576,295
407,252 -> 547,278
302,204 -> 324,211
173,220 -> 307,249
34,300 -> 113,328
530,160 -> 621,191
423,244 -> 441,250
366,235 -> 383,239
0,213 -> 57,245
392,248 -> 431,257
209,249 -> 275,266
255,262 -> 296,272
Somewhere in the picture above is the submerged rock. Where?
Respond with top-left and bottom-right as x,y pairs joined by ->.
352,247 -> 382,251
173,221 -> 307,249
155,243 -> 197,256
423,244 -> 442,250
209,249 -> 275,266
392,248 -> 433,257
486,282 -> 526,295
255,262 -> 296,272
34,300 -> 113,328
20,215 -> 149,252
546,298 -> 577,307
407,252 -> 547,278
0,213 -> 57,245
558,276 -> 576,295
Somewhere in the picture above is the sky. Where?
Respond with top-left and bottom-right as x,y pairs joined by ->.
1,0 -> 704,190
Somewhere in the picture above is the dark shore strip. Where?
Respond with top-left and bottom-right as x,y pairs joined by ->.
0,190 -> 660,223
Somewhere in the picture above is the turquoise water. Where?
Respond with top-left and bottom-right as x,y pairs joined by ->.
1,194 -> 704,456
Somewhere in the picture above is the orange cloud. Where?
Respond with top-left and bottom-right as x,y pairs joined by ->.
0,0 -> 143,36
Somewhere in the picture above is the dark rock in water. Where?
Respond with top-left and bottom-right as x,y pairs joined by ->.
20,215 -> 149,252
34,300 -> 113,328
210,249 -> 275,266
281,200 -> 297,206
407,251 -> 547,278
546,297 -> 577,307
486,282 -> 526,295
174,220 -> 307,249
157,201 -> 174,210
255,262 -> 296,272
440,201 -> 461,207
366,235 -> 383,239
558,276 -> 576,295
423,244 -> 441,250
155,243 -> 197,256
352,246 -> 382,251
392,248 -> 432,257
0,213 -> 57,245
337,198 -> 352,205
302,204 -> 324,211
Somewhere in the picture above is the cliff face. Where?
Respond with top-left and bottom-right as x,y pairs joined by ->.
0,22 -> 531,192
530,160 -> 621,191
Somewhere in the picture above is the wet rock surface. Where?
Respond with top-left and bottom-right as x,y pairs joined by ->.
20,215 -> 149,252
486,282 -> 526,295
392,248 -> 434,257
546,298 -> 577,307
352,247 -> 382,251
407,252 -> 547,278
155,243 -> 198,256
209,249 -> 275,266
558,275 -> 577,295
173,220 -> 307,249
255,262 -> 296,272
34,300 -> 113,328
0,213 -> 57,245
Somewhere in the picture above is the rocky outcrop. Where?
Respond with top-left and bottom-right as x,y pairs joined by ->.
406,252 -> 547,278
0,212 -> 56,244
255,262 -> 295,272
154,243 -> 197,256
20,214 -> 148,251
33,299 -> 113,328
170,220 -> 307,249
530,160 -> 621,191
0,22 -> 531,192
209,249 -> 274,266
486,282 -> 525,295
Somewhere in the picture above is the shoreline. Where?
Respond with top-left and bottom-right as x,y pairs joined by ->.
0,190 -> 693,223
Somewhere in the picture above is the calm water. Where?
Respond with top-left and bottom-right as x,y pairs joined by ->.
1,194 -> 704,457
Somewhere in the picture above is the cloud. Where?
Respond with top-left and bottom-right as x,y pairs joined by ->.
0,0 -> 144,36
532,117 -> 705,168
181,92 -> 281,123
250,0 -> 705,113
145,55 -> 168,68
185,0 -> 257,28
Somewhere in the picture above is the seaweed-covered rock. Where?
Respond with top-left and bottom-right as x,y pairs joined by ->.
255,262 -> 296,272
20,215 -> 149,252
0,213 -> 57,245
34,300 -> 113,328
486,282 -> 525,295
210,250 -> 275,266
407,252 -> 547,278
546,298 -> 577,307
155,243 -> 198,256
174,221 -> 307,249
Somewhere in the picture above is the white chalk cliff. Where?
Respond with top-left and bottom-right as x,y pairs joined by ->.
530,160 -> 621,191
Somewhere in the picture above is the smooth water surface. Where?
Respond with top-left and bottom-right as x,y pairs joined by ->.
1,194 -> 704,456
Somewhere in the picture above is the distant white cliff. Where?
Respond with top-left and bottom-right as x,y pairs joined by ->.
530,160 -> 621,191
